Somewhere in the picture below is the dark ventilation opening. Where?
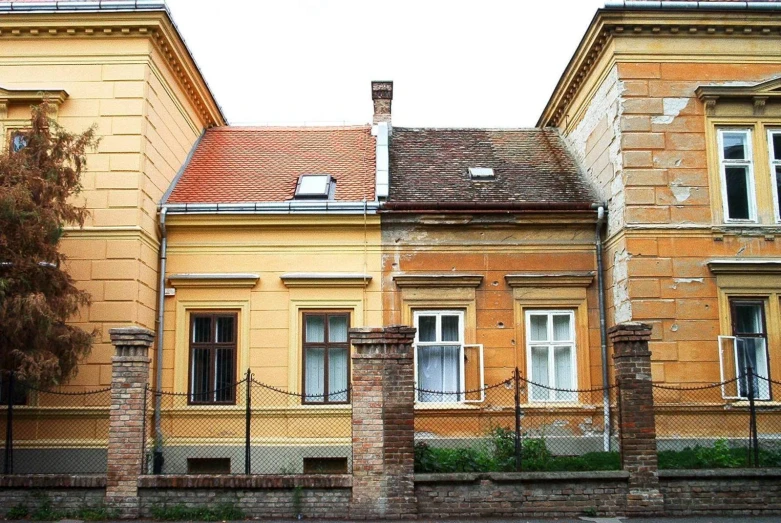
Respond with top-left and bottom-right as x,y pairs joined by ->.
187,458 -> 231,474
303,457 -> 348,474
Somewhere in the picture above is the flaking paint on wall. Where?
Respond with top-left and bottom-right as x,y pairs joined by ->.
613,248 -> 632,323
651,98 -> 690,125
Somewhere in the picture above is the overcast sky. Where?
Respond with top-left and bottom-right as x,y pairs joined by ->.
164,0 -> 605,128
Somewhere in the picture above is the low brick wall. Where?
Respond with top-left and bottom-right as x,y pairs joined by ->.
0,475 -> 106,517
138,475 -> 352,519
660,469 -> 781,516
415,471 -> 629,518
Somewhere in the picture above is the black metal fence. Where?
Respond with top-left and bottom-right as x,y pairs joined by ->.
142,370 -> 352,475
414,368 -> 619,473
0,372 -> 111,474
654,370 -> 781,469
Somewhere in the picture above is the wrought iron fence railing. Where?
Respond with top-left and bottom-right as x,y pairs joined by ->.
142,369 -> 352,475
0,372 -> 111,474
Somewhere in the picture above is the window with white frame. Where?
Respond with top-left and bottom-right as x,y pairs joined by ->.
525,310 -> 577,402
718,129 -> 756,222
414,310 -> 464,402
768,130 -> 781,223
719,299 -> 771,400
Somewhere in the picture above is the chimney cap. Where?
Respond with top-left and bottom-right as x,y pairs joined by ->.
372,81 -> 393,100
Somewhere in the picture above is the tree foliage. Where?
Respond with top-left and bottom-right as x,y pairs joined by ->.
0,103 -> 98,385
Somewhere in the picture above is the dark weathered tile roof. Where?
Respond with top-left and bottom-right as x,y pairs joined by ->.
387,128 -> 597,210
166,126 -> 375,204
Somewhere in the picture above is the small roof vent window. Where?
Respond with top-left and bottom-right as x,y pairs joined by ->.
295,174 -> 334,199
468,167 -> 495,180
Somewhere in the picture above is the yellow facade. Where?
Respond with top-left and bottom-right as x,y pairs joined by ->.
0,10 -> 224,390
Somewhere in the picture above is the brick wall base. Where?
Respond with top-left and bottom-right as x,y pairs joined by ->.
415,472 -> 629,518
0,476 -> 106,518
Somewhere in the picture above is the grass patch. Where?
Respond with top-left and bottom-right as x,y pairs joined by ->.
658,439 -> 781,469
149,502 -> 243,521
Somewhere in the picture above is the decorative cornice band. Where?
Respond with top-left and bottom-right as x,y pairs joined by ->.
505,272 -> 595,288
539,10 -> 781,128
280,273 -> 372,288
392,274 -> 483,288
168,273 -> 259,288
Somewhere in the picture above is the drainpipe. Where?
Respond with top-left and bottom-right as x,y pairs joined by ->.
595,205 -> 611,452
153,206 -> 168,472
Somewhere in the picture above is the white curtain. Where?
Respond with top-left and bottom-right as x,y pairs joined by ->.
329,316 -> 348,343
554,346 -> 575,401
441,316 -> 459,342
553,315 -> 571,342
531,346 -> 549,401
305,348 -> 325,402
306,316 -> 325,343
529,315 -> 548,342
329,348 -> 348,401
418,316 -> 436,342
418,345 -> 460,402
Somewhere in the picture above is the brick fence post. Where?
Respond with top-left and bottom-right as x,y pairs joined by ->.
610,322 -> 664,517
105,326 -> 153,518
349,325 -> 417,520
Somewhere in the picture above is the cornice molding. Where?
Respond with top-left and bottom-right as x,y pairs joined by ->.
0,86 -> 67,105
0,11 -> 224,127
505,272 -> 595,288
392,274 -> 483,288
539,10 -> 781,128
707,259 -> 781,275
280,273 -> 372,288
168,273 -> 259,288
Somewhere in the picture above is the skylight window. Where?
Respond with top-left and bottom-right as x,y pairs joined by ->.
295,174 -> 333,199
468,167 -> 495,180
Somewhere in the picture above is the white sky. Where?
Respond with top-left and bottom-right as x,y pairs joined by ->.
165,0 -> 605,128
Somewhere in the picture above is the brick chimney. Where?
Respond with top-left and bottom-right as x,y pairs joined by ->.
372,80 -> 393,125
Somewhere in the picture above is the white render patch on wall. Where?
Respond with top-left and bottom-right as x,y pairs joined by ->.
566,65 -> 626,237
651,98 -> 690,125
613,248 -> 632,324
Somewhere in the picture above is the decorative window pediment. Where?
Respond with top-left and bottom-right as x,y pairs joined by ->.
697,77 -> 781,116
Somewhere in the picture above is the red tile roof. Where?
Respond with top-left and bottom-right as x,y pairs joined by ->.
165,126 -> 376,204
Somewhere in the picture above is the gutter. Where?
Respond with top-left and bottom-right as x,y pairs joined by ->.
382,201 -> 597,212
163,201 -> 381,215
152,205 -> 167,473
595,205 -> 611,452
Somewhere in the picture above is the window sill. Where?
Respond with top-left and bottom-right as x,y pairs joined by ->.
415,402 -> 482,410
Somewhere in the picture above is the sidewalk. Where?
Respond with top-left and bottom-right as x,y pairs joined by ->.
71,518 -> 780,523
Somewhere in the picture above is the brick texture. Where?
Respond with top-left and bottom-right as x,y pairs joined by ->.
105,326 -> 153,518
610,322 -> 664,516
349,325 -> 417,519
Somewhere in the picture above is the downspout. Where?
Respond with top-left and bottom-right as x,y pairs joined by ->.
153,206 -> 168,472
595,205 -> 610,451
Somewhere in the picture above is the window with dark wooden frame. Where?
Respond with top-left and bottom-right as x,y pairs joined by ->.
189,312 -> 238,404
302,312 -> 350,404
730,299 -> 771,400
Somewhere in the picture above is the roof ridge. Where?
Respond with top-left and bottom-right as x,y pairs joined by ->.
208,125 -> 371,132
394,127 -> 552,132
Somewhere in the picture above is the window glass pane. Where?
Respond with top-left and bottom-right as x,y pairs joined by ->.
417,345 -> 443,401
305,315 -> 325,343
554,346 -> 575,401
192,316 -> 211,343
328,315 -> 348,343
775,166 -> 781,215
552,315 -> 572,342
529,315 -> 548,342
734,303 -> 763,334
418,315 -> 436,342
214,347 -> 235,402
736,337 -> 769,398
305,348 -> 325,402
725,166 -> 750,220
531,346 -> 549,400
441,315 -> 460,342
441,345 -> 460,394
11,133 -> 27,153
191,347 -> 210,402
773,133 -> 781,161
215,316 -> 234,343
328,347 -> 349,402
297,174 -> 330,196
722,132 -> 747,160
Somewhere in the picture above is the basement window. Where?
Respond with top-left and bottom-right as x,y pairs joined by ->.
468,167 -> 495,180
295,174 -> 334,199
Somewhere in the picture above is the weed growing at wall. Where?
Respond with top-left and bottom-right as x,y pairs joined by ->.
149,502 -> 243,521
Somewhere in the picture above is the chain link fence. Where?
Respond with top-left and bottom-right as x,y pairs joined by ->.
414,368 -> 619,473
143,370 -> 352,475
0,373 -> 110,474
654,371 -> 781,469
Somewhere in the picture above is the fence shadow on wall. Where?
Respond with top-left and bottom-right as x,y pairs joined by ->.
142,370 -> 352,475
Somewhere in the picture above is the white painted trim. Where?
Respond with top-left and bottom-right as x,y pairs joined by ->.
524,309 -> 577,403
767,129 -> 781,223
413,310 -> 466,403
717,128 -> 758,223
463,344 -> 485,403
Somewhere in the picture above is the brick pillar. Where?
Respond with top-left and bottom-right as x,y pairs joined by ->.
610,322 -> 663,517
349,325 -> 417,520
105,326 -> 153,518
